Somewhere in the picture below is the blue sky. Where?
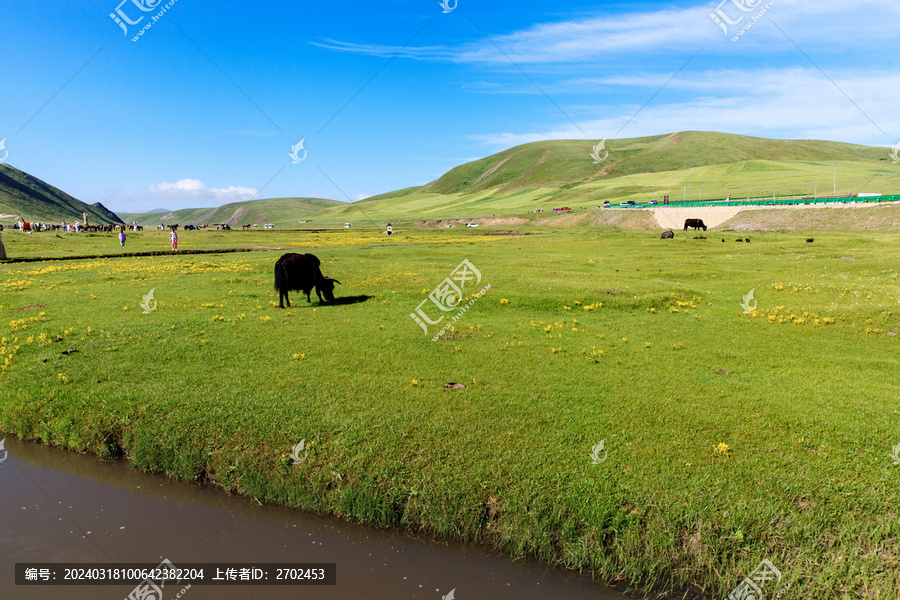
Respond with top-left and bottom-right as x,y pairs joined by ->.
1,0 -> 897,213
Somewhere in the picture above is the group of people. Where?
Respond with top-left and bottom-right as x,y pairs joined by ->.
117,228 -> 178,251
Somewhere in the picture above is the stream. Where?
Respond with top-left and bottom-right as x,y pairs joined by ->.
0,435 -> 629,599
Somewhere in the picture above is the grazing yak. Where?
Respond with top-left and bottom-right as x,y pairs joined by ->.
274,253 -> 340,308
684,218 -> 707,231
660,230 -> 675,239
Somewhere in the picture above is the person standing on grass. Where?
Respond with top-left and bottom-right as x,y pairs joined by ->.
0,231 -> 6,260
170,229 -> 178,252
118,229 -> 126,247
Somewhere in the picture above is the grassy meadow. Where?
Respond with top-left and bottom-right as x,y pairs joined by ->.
1,227 -> 899,599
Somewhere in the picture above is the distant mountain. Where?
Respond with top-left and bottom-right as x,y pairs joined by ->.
119,196 -> 344,227
0,164 -> 124,224
146,208 -> 170,213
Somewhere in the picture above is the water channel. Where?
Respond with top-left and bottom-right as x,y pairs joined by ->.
1,435 -> 629,599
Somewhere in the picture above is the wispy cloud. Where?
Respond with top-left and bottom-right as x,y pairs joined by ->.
316,1 -> 900,65
471,69 -> 900,148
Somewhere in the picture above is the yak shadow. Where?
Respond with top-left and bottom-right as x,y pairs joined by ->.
324,295 -> 373,306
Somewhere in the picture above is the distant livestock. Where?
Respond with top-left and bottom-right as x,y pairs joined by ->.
274,253 -> 341,308
684,219 -> 707,231
806,238 -> 814,243
660,230 -> 675,239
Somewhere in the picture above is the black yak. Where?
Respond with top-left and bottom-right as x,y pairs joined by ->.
660,230 -> 675,239
684,218 -> 707,231
274,253 -> 340,308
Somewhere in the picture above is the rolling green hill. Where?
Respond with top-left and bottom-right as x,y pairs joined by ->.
423,131 -> 890,195
119,196 -> 344,227
315,131 -> 900,225
0,164 -> 123,225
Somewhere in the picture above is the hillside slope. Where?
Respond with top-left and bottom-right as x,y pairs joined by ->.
119,197 -> 343,227
0,164 -> 123,224
426,132 -> 889,195
315,132 -> 898,225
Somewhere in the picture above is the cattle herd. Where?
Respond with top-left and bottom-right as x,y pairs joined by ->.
13,221 -> 136,233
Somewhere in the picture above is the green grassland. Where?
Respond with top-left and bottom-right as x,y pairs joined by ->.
0,227 -> 488,260
2,228 -> 899,599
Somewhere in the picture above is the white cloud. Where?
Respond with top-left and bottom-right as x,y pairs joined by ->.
96,179 -> 261,213
144,179 -> 258,203
354,193 -> 371,201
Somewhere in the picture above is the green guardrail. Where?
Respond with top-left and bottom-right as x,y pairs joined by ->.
622,194 -> 900,209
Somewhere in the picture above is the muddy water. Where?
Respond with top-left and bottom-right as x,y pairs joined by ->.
0,436 -> 628,600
